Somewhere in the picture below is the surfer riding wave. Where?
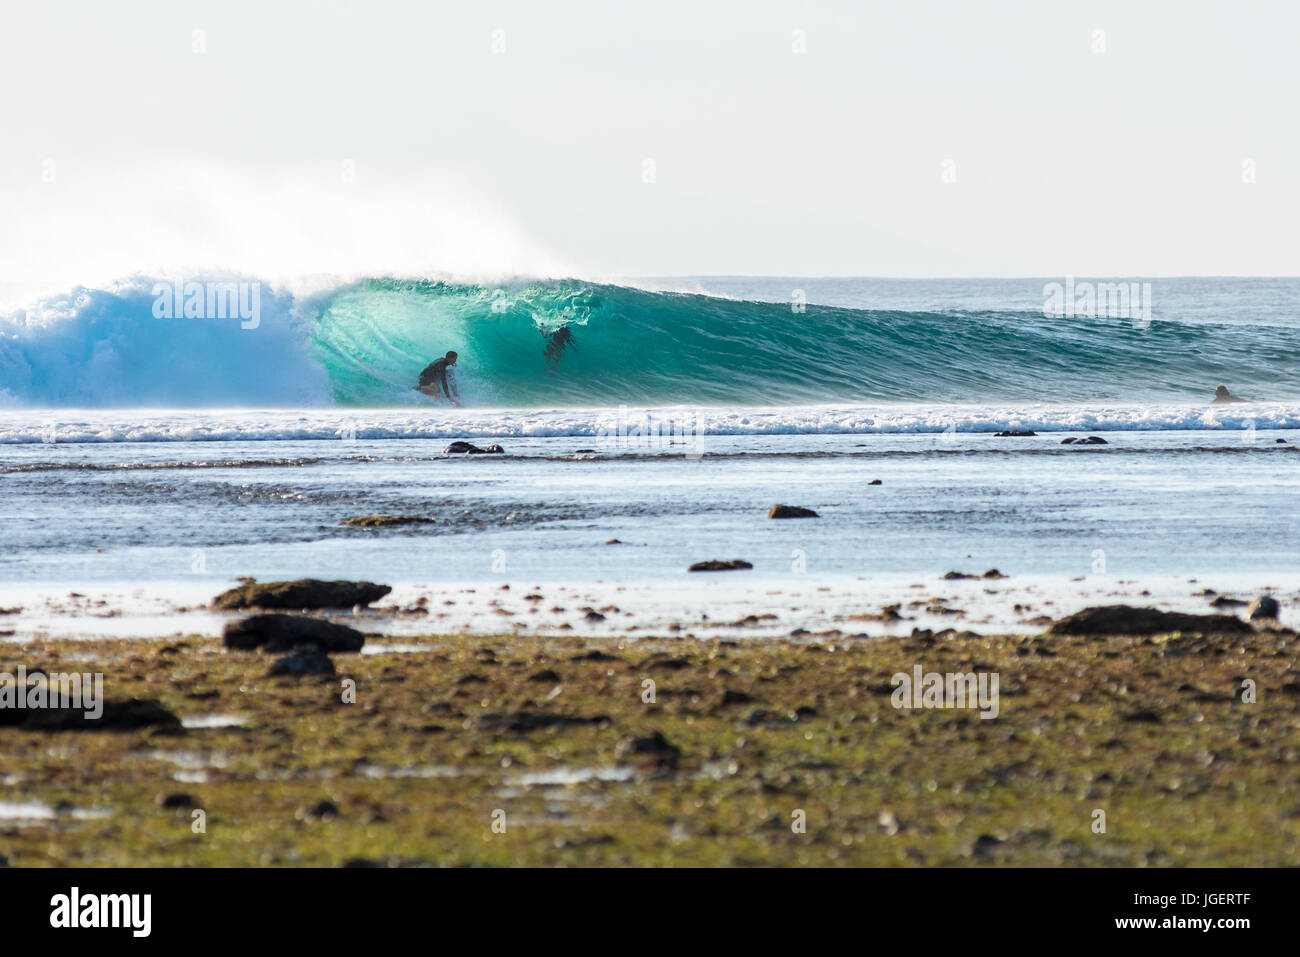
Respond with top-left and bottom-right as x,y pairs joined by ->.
415,350 -> 461,405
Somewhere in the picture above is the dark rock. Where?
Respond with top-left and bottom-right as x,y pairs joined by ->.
555,834 -> 616,849
943,571 -> 977,580
982,569 -> 1006,579
574,448 -> 596,454
223,614 -> 365,653
158,792 -> 197,809
647,656 -> 691,670
341,515 -> 435,527
1061,436 -> 1108,445
1123,709 -> 1163,724
972,834 -> 1005,858
1209,595 -> 1246,608
994,430 -> 1037,437
1046,605 -> 1252,636
569,650 -> 618,661
303,800 -> 340,820
268,646 -> 336,677
615,730 -> 681,768
1247,595 -> 1280,621
0,698 -> 181,732
443,441 -> 505,454
604,538 -> 622,544
768,504 -> 820,519
729,613 -> 777,627
474,711 -> 609,732
528,669 -> 562,683
868,479 -> 882,485
720,689 -> 755,705
688,559 -> 754,572
212,579 -> 391,611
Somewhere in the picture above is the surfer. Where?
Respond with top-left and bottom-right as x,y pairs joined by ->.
543,326 -> 575,369
1210,385 -> 1249,405
415,351 -> 460,405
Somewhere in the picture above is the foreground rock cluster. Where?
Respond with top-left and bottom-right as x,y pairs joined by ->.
214,579 -> 377,677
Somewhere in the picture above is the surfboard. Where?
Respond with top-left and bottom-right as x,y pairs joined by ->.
412,385 -> 459,404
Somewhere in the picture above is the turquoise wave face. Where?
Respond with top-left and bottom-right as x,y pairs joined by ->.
2,276 -> 1297,407
306,278 -> 1299,406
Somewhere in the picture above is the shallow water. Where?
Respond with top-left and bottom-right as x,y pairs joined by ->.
1,424 -> 1296,589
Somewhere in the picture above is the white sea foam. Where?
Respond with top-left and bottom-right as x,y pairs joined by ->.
1,404 -> 1297,444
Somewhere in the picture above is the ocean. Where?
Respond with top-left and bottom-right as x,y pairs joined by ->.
1,276 -> 1297,638
3,276 -> 1298,408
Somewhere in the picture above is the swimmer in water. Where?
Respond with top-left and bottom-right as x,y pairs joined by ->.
1210,385 -> 1249,405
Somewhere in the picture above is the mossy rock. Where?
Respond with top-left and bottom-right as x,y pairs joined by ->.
212,579 -> 391,610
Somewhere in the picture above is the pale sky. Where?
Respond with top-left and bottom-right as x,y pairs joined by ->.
1,0 -> 1297,286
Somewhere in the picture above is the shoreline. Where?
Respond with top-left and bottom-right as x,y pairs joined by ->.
4,574 -> 1299,643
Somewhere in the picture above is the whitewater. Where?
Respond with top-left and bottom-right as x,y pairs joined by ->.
1,404 -> 1298,445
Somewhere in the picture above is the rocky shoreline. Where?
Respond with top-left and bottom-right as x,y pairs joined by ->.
1,596 -> 1296,866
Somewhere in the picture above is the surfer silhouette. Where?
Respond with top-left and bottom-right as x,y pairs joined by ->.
1210,385 -> 1249,405
415,351 -> 460,405
543,327 -> 575,369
